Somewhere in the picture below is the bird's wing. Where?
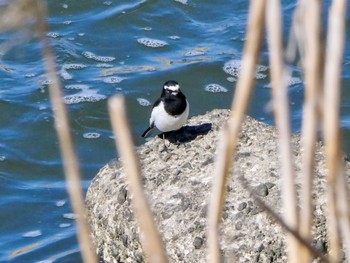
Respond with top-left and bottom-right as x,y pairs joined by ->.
152,97 -> 162,108
142,97 -> 161,138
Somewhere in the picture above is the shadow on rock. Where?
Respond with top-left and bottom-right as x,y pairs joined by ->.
158,123 -> 212,144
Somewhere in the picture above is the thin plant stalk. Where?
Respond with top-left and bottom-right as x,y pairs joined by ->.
298,0 -> 323,262
207,0 -> 266,262
108,95 -> 169,263
35,1 -> 97,262
265,0 -> 300,262
323,0 -> 349,261
335,164 -> 350,262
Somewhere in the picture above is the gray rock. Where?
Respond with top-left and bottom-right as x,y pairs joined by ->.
237,202 -> 247,211
250,206 -> 264,215
235,221 -> 243,230
193,236 -> 204,249
255,183 -> 269,197
117,187 -> 127,205
86,109 -> 350,263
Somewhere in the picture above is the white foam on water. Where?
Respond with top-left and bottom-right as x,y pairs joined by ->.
23,230 -> 42,238
65,84 -> 89,90
174,0 -> 188,4
25,73 -> 35,78
288,76 -> 302,86
103,76 -> 123,84
143,27 -> 152,31
64,84 -> 106,104
96,63 -> 114,68
0,156 -> 6,161
184,50 -> 205,57
63,63 -> 87,70
255,73 -> 267,80
205,83 -> 228,93
60,69 -> 73,80
223,59 -> 242,77
63,213 -> 77,220
64,93 -> 107,104
256,64 -> 268,72
47,32 -> 60,38
168,35 -> 180,40
59,223 -> 71,228
55,200 -> 66,207
223,59 -> 268,79
41,79 -> 53,85
82,51 -> 115,62
226,76 -> 236,82
137,37 -> 168,48
137,98 -> 151,106
83,132 -> 101,139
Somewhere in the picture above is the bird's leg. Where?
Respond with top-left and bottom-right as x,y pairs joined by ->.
162,133 -> 171,150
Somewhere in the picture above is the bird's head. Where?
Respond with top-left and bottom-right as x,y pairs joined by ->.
163,80 -> 180,96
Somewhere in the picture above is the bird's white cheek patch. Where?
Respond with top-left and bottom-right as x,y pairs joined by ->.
165,84 -> 180,92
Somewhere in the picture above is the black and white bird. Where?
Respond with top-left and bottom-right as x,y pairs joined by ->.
142,80 -> 189,138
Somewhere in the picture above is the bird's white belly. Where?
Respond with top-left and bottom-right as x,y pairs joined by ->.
150,101 -> 189,132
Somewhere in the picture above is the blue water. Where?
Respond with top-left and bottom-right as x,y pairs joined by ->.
0,1 -> 349,262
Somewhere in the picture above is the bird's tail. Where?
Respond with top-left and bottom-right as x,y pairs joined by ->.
141,127 -> 152,137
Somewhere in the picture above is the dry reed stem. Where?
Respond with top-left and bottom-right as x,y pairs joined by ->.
207,0 -> 266,262
265,1 -> 300,262
284,5 -> 302,64
108,96 -> 169,263
335,164 -> 350,262
34,1 -> 98,263
323,0 -> 350,261
298,0 -> 323,262
0,0 -> 37,31
239,176 -> 330,263
0,1 -> 42,56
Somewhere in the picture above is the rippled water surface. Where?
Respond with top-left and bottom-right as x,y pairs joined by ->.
1,1 -> 350,262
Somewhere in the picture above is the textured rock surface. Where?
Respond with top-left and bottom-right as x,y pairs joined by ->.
86,109 -> 349,263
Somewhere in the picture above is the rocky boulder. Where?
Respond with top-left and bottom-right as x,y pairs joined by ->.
86,109 -> 349,262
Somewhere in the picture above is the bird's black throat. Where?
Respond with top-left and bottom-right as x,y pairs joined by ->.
162,92 -> 187,116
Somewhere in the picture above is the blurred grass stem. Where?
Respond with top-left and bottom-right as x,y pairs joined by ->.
108,95 -> 169,263
298,0 -> 323,262
35,1 -> 98,262
265,1 -> 300,262
323,0 -> 350,261
207,0 -> 266,262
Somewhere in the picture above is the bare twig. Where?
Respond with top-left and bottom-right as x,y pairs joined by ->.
34,1 -> 97,263
108,95 -> 169,263
265,1 -> 300,262
207,0 -> 266,262
298,0 -> 323,262
238,176 -> 329,263
323,0 -> 350,261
